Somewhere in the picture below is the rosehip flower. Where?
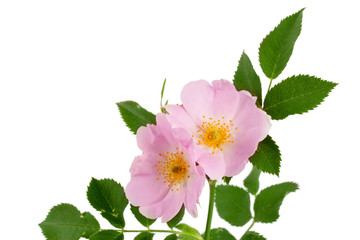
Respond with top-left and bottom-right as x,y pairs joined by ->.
125,114 -> 205,222
165,80 -> 271,180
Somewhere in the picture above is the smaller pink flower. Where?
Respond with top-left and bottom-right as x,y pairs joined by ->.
125,114 -> 205,222
165,79 -> 271,179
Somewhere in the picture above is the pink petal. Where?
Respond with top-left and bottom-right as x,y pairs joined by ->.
129,153 -> 157,176
233,91 -> 271,132
161,191 -> 186,222
223,127 -> 268,176
211,79 -> 240,118
172,127 -> 193,149
125,154 -> 169,206
196,151 -> 226,180
165,104 -> 198,133
155,113 -> 178,146
184,166 -> 205,217
136,124 -> 170,153
125,174 -> 169,206
139,189 -> 185,222
136,114 -> 181,153
181,80 -> 215,123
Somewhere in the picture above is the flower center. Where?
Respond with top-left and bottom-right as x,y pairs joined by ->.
155,148 -> 190,191
194,116 -> 237,154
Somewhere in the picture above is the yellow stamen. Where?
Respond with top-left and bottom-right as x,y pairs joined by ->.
155,150 -> 190,190
195,116 -> 236,154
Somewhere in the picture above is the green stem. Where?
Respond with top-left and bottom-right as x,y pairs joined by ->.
240,219 -> 255,239
267,78 -> 273,94
204,179 -> 217,240
122,229 -> 180,234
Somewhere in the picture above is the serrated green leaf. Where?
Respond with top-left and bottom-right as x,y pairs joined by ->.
116,101 -> 156,134
176,223 -> 201,235
249,135 -> 281,176
87,178 -> 128,228
167,205 -> 185,229
165,234 -> 178,240
209,228 -> 236,240
254,182 -> 299,223
134,232 -> 154,240
259,9 -> 304,80
39,203 -> 100,240
176,224 -> 203,240
89,230 -> 124,240
234,51 -> 262,106
222,176 -> 232,185
244,166 -> 261,195
215,185 -> 252,226
130,205 -> 156,228
240,231 -> 266,240
263,75 -> 337,120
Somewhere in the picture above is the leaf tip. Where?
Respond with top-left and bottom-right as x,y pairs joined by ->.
291,181 -> 300,191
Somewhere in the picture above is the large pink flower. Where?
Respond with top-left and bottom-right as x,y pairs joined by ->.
165,79 -> 271,180
125,114 -> 205,222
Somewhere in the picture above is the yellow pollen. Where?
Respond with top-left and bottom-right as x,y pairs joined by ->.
196,116 -> 235,154
155,150 -> 190,190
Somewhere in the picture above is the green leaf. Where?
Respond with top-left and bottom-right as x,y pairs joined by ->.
222,176 -> 232,185
116,101 -> 156,134
87,178 -> 128,228
90,230 -> 124,240
249,135 -> 281,176
233,51 -> 262,106
134,232 -> 154,240
215,185 -> 252,226
178,235 -> 201,240
176,223 -> 201,235
39,203 -> 100,240
254,182 -> 299,223
167,205 -> 185,229
165,234 -> 178,240
176,224 -> 203,240
130,205 -> 156,228
240,231 -> 266,240
209,228 -> 236,240
243,166 -> 261,195
263,75 -> 338,120
259,9 -> 304,80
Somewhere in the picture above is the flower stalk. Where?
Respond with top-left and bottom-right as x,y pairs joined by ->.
204,179 -> 217,240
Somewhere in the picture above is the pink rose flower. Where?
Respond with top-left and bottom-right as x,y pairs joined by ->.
125,114 -> 205,222
165,79 -> 271,180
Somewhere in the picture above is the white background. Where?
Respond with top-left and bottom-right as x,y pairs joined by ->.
1,0 -> 359,239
